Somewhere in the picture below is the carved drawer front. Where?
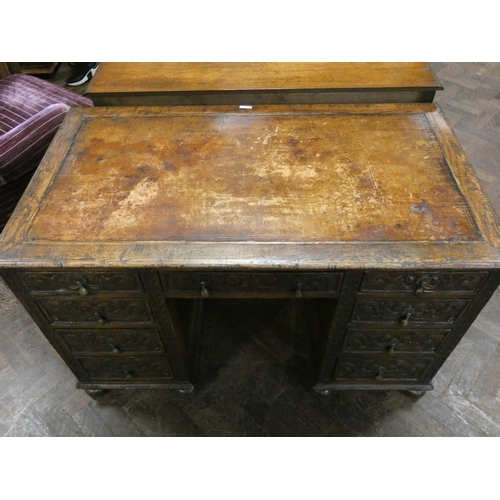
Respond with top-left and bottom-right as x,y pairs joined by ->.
359,271 -> 488,296
59,329 -> 164,355
160,271 -> 343,297
19,271 -> 144,295
350,298 -> 469,326
334,356 -> 432,381
252,273 -> 343,295
161,272 -> 253,295
77,356 -> 173,381
342,329 -> 450,355
37,298 -> 155,326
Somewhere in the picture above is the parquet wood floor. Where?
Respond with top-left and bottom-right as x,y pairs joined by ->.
1,62 -> 500,436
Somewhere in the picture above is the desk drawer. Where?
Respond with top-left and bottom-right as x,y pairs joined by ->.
160,271 -> 343,297
350,298 -> 469,326
334,356 -> 432,381
37,298 -> 155,326
359,271 -> 488,296
342,328 -> 450,355
77,356 -> 173,381
59,328 -> 164,355
19,271 -> 144,295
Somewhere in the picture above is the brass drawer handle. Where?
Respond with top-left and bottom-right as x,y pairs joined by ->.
414,286 -> 425,296
295,282 -> 303,298
95,313 -> 107,325
123,367 -> 134,379
200,282 -> 209,298
400,313 -> 412,326
75,278 -> 89,296
387,340 -> 397,355
107,340 -> 121,353
375,369 -> 384,380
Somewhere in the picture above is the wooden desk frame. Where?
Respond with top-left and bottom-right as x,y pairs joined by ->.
1,104 -> 499,399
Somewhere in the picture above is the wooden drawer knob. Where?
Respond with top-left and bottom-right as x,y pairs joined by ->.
200,282 -> 209,298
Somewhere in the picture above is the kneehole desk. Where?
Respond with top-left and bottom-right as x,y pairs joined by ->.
1,103 -> 499,398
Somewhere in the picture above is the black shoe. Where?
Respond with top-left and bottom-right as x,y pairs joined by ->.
66,63 -> 98,87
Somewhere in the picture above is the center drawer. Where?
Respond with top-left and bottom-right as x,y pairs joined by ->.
160,271 -> 344,297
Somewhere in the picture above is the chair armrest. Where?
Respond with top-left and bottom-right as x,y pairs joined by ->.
0,102 -> 70,185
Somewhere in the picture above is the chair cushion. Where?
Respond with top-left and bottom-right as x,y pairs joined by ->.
0,103 -> 70,185
0,74 -> 93,135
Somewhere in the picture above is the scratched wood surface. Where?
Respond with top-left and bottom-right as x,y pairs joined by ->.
84,63 -> 442,106
1,63 -> 500,437
87,62 -> 441,93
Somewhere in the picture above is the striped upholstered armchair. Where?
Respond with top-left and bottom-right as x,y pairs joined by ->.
0,72 -> 93,232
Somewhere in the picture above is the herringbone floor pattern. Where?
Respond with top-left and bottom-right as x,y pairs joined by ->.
1,62 -> 500,436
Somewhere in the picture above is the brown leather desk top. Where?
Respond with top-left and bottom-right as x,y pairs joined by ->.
1,103 -> 499,270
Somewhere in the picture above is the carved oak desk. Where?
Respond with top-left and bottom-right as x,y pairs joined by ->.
85,62 -> 442,106
1,104 -> 499,399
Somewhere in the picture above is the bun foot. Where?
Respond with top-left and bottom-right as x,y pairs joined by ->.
85,389 -> 108,400
314,389 -> 331,396
402,390 -> 426,401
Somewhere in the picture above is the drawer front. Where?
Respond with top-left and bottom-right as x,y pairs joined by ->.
162,272 -> 253,294
334,356 -> 432,381
342,329 -> 449,355
59,329 -> 164,355
350,298 -> 469,326
160,271 -> 343,296
19,271 -> 144,294
37,298 -> 155,326
359,271 -> 488,296
252,273 -> 343,294
78,356 -> 173,381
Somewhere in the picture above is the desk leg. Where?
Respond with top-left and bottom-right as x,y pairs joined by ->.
184,298 -> 205,390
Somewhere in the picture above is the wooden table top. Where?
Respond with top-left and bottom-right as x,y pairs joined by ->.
85,63 -> 442,106
1,103 -> 499,269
